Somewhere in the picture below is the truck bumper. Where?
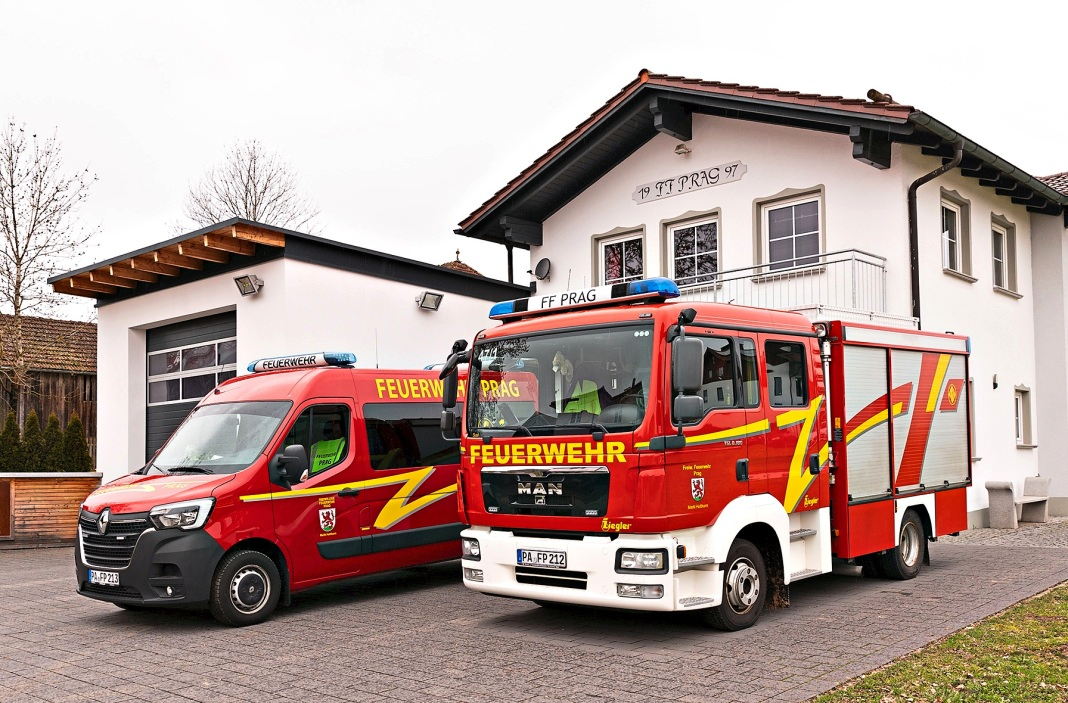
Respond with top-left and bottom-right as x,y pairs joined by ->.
459,526 -> 724,612
75,518 -> 225,608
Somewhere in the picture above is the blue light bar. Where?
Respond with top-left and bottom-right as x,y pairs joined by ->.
248,352 -> 356,373
489,277 -> 681,321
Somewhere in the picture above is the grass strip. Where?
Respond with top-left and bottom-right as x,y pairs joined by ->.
813,581 -> 1068,703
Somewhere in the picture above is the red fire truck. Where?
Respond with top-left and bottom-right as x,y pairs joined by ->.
76,353 -> 465,626
439,278 -> 971,630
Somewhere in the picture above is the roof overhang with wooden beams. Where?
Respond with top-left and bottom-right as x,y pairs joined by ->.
49,219 -> 287,302
456,69 -> 1068,247
49,217 -> 529,306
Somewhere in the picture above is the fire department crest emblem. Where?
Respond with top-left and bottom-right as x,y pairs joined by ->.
319,508 -> 336,533
691,477 -> 705,502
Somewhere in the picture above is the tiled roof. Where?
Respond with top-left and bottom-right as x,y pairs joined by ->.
0,314 -> 97,373
460,69 -> 914,231
1038,172 -> 1068,195
439,250 -> 483,276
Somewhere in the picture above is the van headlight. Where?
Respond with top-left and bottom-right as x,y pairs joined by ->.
149,498 -> 215,530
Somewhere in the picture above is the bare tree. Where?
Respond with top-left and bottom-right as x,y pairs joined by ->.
182,139 -> 320,232
0,120 -> 96,395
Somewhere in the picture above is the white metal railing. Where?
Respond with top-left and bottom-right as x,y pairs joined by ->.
677,249 -> 915,327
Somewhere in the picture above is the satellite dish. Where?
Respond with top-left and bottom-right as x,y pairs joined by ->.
533,258 -> 551,281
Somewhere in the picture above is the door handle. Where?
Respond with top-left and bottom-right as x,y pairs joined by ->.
736,459 -> 749,482
338,487 -> 361,497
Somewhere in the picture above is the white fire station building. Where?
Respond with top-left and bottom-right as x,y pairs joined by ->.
50,221 -> 526,483
452,69 -> 1068,523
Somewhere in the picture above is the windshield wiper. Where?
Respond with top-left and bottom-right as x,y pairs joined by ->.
552,422 -> 609,437
164,465 -> 214,474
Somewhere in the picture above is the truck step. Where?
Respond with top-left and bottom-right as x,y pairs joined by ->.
790,568 -> 822,581
790,528 -> 817,541
679,596 -> 716,607
675,556 -> 716,572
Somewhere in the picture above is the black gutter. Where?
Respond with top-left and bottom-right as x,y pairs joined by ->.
907,139 -> 963,328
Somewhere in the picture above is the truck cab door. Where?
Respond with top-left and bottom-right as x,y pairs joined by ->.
270,401 -> 366,586
666,333 -> 757,521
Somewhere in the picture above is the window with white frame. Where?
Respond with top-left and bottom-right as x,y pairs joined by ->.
599,233 -> 643,284
762,196 -> 820,271
940,195 -> 971,277
147,338 -> 238,405
991,220 -> 1017,293
670,218 -> 718,287
1014,386 -> 1034,447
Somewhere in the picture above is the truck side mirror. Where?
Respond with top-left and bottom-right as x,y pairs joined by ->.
674,395 -> 704,424
442,369 -> 459,410
440,409 -> 461,441
671,337 -> 703,395
269,444 -> 309,489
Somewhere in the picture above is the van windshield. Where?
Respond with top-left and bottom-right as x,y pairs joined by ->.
150,401 -> 292,474
467,324 -> 653,437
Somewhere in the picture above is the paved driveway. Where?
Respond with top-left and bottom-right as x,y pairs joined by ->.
2,519 -> 1067,703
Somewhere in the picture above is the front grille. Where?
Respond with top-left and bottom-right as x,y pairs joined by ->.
82,582 -> 142,600
515,565 -> 588,590
79,510 -> 151,569
481,469 -> 609,517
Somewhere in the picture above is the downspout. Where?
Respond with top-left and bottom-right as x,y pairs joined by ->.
907,139 -> 963,329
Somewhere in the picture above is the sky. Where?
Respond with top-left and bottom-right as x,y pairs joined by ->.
3,0 -> 1065,320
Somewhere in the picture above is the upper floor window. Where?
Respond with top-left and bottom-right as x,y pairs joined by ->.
762,196 -> 820,271
670,218 -> 719,287
991,219 -> 1018,294
940,191 -> 972,278
599,233 -> 643,284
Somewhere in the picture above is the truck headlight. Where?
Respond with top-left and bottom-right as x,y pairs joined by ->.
462,537 -> 481,560
149,498 -> 215,530
616,549 -> 667,573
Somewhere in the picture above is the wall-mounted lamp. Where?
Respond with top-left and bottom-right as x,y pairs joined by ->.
234,274 -> 264,296
674,143 -> 692,156
416,291 -> 444,311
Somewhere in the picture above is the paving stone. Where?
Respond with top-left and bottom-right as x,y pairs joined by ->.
0,518 -> 1066,702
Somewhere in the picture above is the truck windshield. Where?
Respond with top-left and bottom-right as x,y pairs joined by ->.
468,324 -> 653,436
151,401 -> 292,474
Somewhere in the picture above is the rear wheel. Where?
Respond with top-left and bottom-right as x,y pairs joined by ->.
209,550 -> 281,627
879,510 -> 924,580
702,538 -> 767,631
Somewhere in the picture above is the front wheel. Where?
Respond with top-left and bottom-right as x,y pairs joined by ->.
879,510 -> 924,580
209,550 -> 281,627
701,538 -> 767,631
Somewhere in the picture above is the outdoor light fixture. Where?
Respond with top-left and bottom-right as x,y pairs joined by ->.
674,143 -> 692,155
416,291 -> 444,311
234,274 -> 264,296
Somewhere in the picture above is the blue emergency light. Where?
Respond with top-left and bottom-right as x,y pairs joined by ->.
247,352 -> 357,373
489,277 -> 681,321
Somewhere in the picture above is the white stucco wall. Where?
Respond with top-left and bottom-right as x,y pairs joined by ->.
1031,215 -> 1068,501
522,113 -> 1053,514
96,257 -> 498,483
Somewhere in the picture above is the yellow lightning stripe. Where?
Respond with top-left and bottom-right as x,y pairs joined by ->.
239,467 -> 457,530
635,419 -> 770,450
926,354 -> 951,413
682,419 -> 771,447
845,401 -> 906,444
780,396 -> 824,513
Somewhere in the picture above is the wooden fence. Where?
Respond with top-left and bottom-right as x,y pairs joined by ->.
0,473 -> 102,548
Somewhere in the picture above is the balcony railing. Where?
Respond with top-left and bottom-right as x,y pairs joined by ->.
676,249 -> 917,328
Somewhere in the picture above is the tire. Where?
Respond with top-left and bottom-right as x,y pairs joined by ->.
209,550 -> 281,627
879,510 -> 924,580
702,538 -> 767,631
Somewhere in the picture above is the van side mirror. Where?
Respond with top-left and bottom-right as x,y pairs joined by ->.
269,444 -> 309,489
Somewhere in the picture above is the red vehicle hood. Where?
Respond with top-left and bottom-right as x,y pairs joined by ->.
83,472 -> 236,515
